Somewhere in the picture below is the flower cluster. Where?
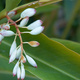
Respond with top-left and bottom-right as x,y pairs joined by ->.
0,8 -> 44,80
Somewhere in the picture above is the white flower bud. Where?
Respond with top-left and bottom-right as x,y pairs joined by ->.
27,20 -> 43,30
13,61 -> 19,76
1,30 -> 15,37
3,23 -> 10,30
28,41 -> 40,47
16,46 -> 21,59
0,34 -> 4,42
26,55 -> 37,68
8,11 -> 17,17
9,40 -> 16,57
21,8 -> 36,18
17,66 -> 21,80
30,26 -> 44,35
9,48 -> 17,63
21,63 -> 25,80
21,55 -> 26,63
19,17 -> 29,27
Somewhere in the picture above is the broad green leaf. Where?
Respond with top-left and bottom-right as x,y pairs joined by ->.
51,38 -> 80,54
6,0 -> 21,11
1,30 -> 80,80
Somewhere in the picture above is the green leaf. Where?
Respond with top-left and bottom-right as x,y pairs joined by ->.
1,32 -> 80,80
6,0 -> 21,11
51,38 -> 80,54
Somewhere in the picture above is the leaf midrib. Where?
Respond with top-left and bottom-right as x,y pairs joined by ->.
1,40 -> 80,80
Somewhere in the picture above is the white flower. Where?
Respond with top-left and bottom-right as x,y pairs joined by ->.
19,17 -> 29,27
0,34 -> 4,42
27,20 -> 43,30
9,40 -> 16,57
13,61 -> 19,76
21,63 -> 25,80
17,66 -> 21,80
8,11 -> 17,17
16,46 -> 21,59
30,26 -> 44,35
28,41 -> 40,47
26,55 -> 37,68
21,8 -> 36,18
1,30 -> 15,37
9,48 -> 17,63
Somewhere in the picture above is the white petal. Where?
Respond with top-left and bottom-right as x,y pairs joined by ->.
8,11 -> 16,17
9,49 -> 17,63
9,40 -> 16,56
16,46 -> 21,59
17,66 -> 21,80
21,63 -> 25,80
26,55 -> 37,67
30,26 -> 44,35
13,61 -> 19,76
19,17 -> 29,27
0,34 -> 4,42
27,20 -> 43,30
21,8 -> 36,18
1,30 -> 15,36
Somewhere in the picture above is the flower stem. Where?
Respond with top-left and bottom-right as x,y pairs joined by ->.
6,15 -> 23,60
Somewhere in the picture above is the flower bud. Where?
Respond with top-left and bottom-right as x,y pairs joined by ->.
0,24 -> 6,29
0,34 -> 4,42
17,66 -> 21,80
26,55 -> 37,68
21,8 -> 36,18
9,40 -> 16,57
3,23 -> 10,30
16,46 -> 21,59
13,61 -> 19,76
28,41 -> 40,47
21,63 -> 25,80
19,17 -> 29,27
30,26 -> 44,35
9,48 -> 17,63
1,30 -> 15,37
21,55 -> 26,63
8,11 -> 17,17
27,20 -> 43,30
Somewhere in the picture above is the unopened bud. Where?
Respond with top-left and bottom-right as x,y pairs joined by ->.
17,66 -> 21,80
21,8 -> 36,18
1,30 -> 15,37
27,20 -> 43,30
9,40 -> 16,57
21,63 -> 25,80
9,48 -> 17,63
28,41 -> 40,47
13,61 -> 19,76
19,17 -> 29,27
16,46 -> 21,59
8,11 -> 17,17
30,26 -> 44,35
26,55 -> 37,68
21,55 -> 26,63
